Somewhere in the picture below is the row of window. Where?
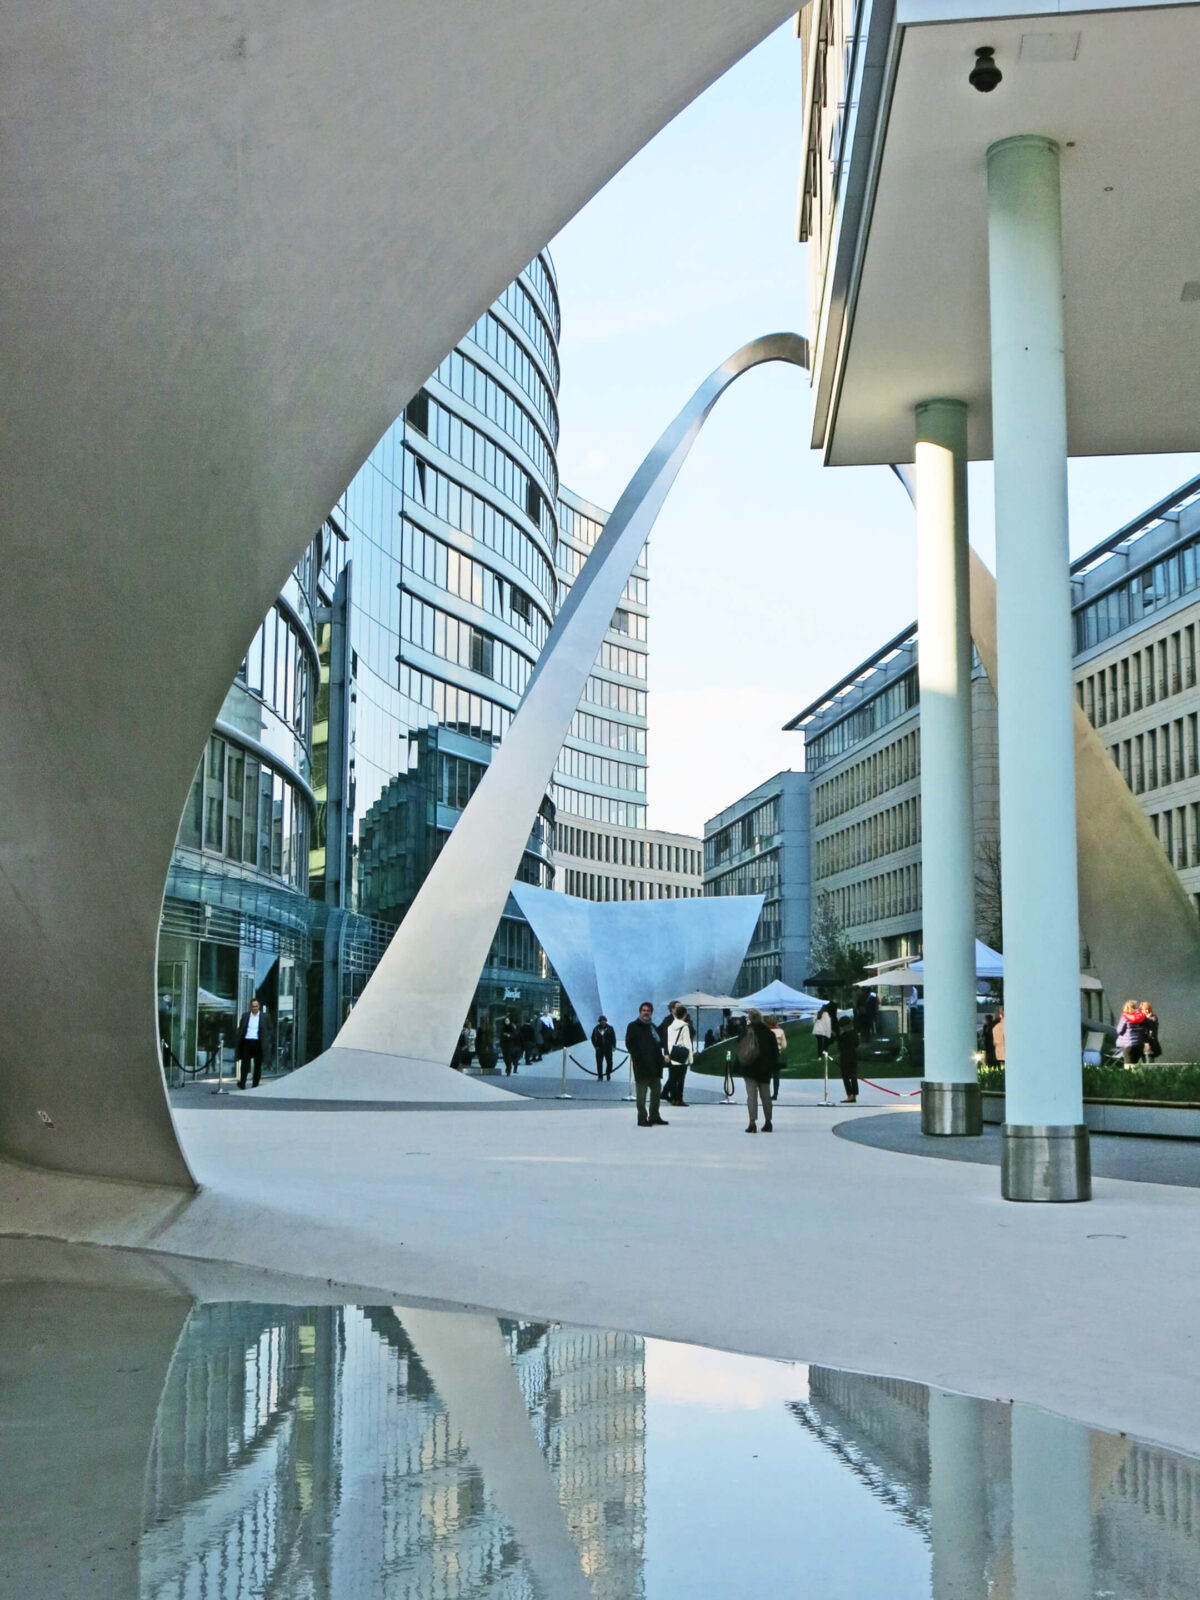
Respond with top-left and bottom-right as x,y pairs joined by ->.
735,955 -> 783,998
438,752 -> 487,813
555,785 -> 646,829
1078,623 -> 1198,727
401,590 -> 533,698
582,675 -> 647,717
523,255 -> 561,342
556,825 -> 701,876
598,640 -> 647,681
558,498 -> 605,549
830,862 -> 923,932
1074,539 -> 1200,654
497,276 -> 560,390
555,539 -> 647,610
406,391 -> 553,544
815,796 -> 922,879
1108,715 -> 1200,794
433,344 -> 557,492
485,915 -> 548,976
610,608 -> 647,642
749,900 -> 782,952
401,447 -> 555,603
464,310 -> 558,443
707,849 -> 781,900
178,735 -> 309,891
707,796 -> 780,870
236,604 -> 314,744
812,730 -> 921,825
567,710 -> 647,755
563,870 -> 701,902
401,519 -> 550,649
555,745 -> 646,793
400,663 -> 512,747
806,666 -> 919,773
1148,804 -> 1200,873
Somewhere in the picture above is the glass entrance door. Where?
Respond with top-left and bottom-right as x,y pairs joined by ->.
157,960 -> 189,1084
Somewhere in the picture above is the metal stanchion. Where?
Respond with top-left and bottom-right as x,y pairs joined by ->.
556,1046 -> 573,1100
622,1052 -> 636,1102
821,1049 -> 832,1107
723,1048 -> 736,1103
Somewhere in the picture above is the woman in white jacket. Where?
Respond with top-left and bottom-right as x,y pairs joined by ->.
665,1005 -> 694,1107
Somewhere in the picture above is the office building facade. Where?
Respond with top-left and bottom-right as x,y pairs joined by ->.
703,770 -> 812,996
791,630 -> 1000,968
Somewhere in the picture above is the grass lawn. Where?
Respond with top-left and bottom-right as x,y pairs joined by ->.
690,1020 -> 924,1080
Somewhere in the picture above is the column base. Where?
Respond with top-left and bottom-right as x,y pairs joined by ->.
1001,1124 -> 1091,1202
921,1080 -> 982,1136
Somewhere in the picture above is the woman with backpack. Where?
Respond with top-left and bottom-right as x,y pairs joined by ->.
738,1007 -> 779,1133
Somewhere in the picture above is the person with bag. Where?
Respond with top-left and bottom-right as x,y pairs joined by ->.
665,1004 -> 693,1106
625,1002 -> 668,1127
738,1006 -> 779,1133
812,1002 -> 836,1062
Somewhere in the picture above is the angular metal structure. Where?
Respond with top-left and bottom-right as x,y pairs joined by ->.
511,882 -> 763,1043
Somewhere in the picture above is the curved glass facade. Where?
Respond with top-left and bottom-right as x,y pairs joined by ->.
313,254 -> 564,1031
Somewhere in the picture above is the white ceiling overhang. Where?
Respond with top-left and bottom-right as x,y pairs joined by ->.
825,3 -> 1200,465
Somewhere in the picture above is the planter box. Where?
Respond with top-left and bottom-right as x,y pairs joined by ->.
981,1091 -> 1200,1140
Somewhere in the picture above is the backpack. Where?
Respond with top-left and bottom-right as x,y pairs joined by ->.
737,1028 -> 759,1069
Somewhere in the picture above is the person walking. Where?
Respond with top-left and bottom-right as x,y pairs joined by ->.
625,1002 -> 668,1127
1116,1000 -> 1147,1066
836,1017 -> 860,1103
1141,1002 -> 1162,1062
235,997 -> 274,1089
500,1015 -> 519,1075
769,1019 -> 788,1103
738,1007 -> 779,1132
591,1015 -> 616,1079
665,1005 -> 693,1106
463,1021 -> 477,1068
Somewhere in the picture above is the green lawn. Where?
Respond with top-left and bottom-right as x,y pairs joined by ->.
690,1019 -> 924,1080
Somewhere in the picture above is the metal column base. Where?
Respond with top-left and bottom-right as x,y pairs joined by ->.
921,1081 -> 982,1136
1001,1124 -> 1091,1202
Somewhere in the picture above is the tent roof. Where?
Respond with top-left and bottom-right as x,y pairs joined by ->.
674,991 -> 741,1009
738,979 -> 826,1013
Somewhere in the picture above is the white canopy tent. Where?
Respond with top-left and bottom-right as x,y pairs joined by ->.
859,941 -> 1102,992
738,979 -> 826,1014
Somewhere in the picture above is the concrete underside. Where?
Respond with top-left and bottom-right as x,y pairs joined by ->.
5,1104 -> 1200,1460
251,1047 -> 518,1101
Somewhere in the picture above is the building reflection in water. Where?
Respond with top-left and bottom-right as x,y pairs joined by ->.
140,1304 -> 645,1600
796,1365 -> 1200,1599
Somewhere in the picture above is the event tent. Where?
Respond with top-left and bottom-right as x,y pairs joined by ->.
859,940 -> 1102,991
737,979 -> 827,1013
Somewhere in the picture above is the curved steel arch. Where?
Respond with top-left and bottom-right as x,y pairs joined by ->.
278,334 -> 811,1095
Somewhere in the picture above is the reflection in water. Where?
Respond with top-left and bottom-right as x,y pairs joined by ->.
3,1247 -> 1200,1599
140,1304 -> 644,1600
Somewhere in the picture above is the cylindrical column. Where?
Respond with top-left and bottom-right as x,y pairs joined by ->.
987,134 -> 1089,1199
915,400 -> 982,1137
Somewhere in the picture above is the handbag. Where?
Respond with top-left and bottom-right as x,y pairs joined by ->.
668,1021 -> 690,1065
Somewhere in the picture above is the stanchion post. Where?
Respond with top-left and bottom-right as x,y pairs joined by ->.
822,1049 -> 831,1107
556,1045 -> 573,1100
622,1052 -> 636,1102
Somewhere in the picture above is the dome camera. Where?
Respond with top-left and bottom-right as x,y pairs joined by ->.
969,46 -> 1002,92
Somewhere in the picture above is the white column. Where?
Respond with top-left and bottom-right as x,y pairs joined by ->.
987,135 -> 1088,1196
915,400 -> 980,1134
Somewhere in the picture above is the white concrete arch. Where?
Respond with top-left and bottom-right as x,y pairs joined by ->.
0,2 -> 798,1185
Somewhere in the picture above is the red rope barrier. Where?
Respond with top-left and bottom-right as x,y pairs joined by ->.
857,1076 -> 924,1098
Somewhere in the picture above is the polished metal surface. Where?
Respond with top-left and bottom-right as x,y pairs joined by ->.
1001,1123 -> 1091,1202
921,1080 -> 983,1137
319,336 -> 810,1079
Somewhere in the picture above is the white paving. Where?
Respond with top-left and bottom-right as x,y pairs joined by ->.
3,1100 -> 1199,1458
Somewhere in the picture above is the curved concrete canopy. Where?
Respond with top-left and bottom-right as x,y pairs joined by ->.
0,2 -> 799,1183
278,334 -> 810,1099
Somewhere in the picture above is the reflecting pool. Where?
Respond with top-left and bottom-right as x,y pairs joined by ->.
3,1242 -> 1198,1598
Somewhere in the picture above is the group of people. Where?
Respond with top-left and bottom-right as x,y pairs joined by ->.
453,1013 -> 559,1075
1116,1000 -> 1162,1064
812,1000 -> 861,1104
619,1001 -> 795,1131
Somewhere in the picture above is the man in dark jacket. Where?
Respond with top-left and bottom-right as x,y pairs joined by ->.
591,1016 -> 616,1079
235,998 -> 275,1089
625,1002 -> 668,1127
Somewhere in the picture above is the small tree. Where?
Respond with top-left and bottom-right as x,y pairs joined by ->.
975,834 -> 1003,953
808,894 -> 872,1007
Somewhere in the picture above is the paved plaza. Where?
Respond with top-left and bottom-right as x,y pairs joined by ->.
4,1094 -> 1200,1462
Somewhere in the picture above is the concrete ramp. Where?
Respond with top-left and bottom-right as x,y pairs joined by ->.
252,1047 -> 518,1103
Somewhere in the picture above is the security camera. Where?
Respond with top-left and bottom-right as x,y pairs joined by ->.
969,46 -> 1002,92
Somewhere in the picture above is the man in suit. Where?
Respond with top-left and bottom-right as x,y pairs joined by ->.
591,1015 -> 617,1079
625,1002 -> 668,1128
235,997 -> 275,1089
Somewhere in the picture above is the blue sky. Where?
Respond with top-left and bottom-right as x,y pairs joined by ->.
550,22 -> 1200,838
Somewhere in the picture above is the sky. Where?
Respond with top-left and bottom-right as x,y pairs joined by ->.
549,22 -> 1200,840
